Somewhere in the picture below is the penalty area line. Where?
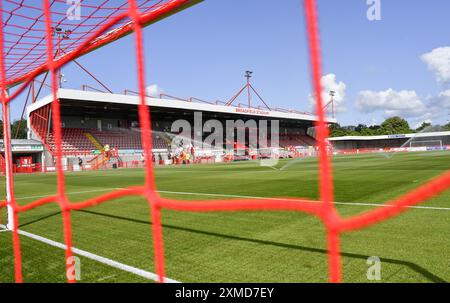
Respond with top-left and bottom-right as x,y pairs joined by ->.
0,224 -> 179,283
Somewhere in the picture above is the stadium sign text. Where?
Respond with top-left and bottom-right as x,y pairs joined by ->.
175,287 -> 274,300
235,108 -> 270,116
388,134 -> 406,139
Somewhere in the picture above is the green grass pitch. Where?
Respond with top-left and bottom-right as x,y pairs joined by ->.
0,151 -> 449,283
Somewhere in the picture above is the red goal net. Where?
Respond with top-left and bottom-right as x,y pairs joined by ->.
1,0 -> 449,283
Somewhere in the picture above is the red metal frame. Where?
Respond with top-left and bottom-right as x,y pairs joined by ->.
4,0 -> 204,88
81,84 -> 107,93
225,75 -> 271,110
62,50 -> 113,94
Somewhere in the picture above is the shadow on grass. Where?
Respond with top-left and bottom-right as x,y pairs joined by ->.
20,209 -> 447,283
19,211 -> 62,228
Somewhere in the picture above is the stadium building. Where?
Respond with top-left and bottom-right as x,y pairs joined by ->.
329,132 -> 450,153
0,139 -> 44,173
23,89 -> 336,171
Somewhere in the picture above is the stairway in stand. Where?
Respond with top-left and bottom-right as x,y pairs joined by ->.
84,132 -> 103,151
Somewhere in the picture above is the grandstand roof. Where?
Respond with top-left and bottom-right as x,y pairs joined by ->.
329,131 -> 450,141
28,89 -> 338,123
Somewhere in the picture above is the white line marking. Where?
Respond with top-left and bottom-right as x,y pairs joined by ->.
0,224 -> 179,283
13,187 -> 449,211
265,166 -> 280,171
156,190 -> 450,211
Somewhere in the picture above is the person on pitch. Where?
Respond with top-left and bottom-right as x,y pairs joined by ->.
104,144 -> 111,158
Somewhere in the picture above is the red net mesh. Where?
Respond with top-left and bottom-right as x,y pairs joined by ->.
1,0 -> 450,283
2,0 -> 193,86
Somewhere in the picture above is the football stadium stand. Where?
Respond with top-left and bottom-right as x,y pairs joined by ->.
329,132 -> 450,153
279,134 -> 317,148
46,128 -> 96,156
24,89 -> 328,170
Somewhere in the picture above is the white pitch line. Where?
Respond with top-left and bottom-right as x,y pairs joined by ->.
12,187 -> 450,211
156,190 -> 450,211
0,224 -> 179,283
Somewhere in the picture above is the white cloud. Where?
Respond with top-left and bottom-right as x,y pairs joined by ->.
368,117 -> 379,127
355,89 -> 426,117
406,91 -> 450,126
349,48 -> 450,126
435,89 -> 450,108
421,47 -> 450,84
308,73 -> 346,114
146,84 -> 163,97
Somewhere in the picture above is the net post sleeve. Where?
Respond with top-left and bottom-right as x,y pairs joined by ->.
2,98 -> 18,224
0,0 -> 24,281
1,93 -> 24,283
2,95 -> 14,231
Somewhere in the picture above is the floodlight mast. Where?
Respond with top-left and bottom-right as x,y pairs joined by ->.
245,71 -> 253,108
225,71 -> 271,110
329,90 -> 335,119
321,90 -> 335,119
52,27 -> 72,88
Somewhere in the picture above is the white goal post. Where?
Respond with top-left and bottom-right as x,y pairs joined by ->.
409,140 -> 443,150
2,91 -> 15,231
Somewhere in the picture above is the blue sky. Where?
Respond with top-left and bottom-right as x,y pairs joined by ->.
10,0 -> 450,128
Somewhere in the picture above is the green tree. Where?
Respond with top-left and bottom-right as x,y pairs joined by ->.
329,123 -> 352,137
416,121 -> 432,132
360,127 -> 376,136
379,116 -> 411,135
444,122 -> 450,131
10,119 -> 28,139
355,124 -> 368,133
